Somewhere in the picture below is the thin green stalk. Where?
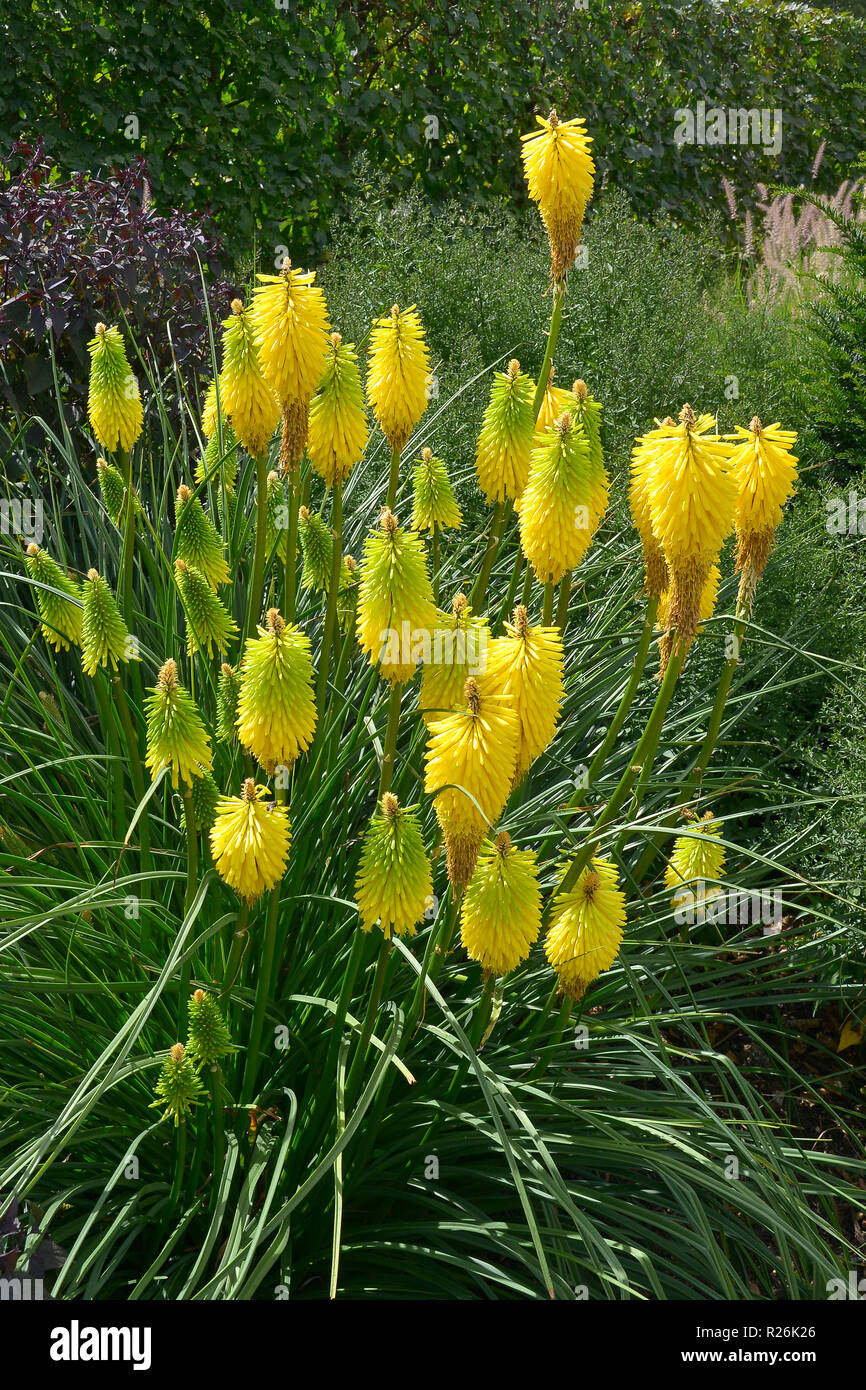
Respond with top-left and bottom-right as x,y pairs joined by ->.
469,498 -> 512,615
168,1120 -> 187,1210
111,671 -> 152,882
531,282 -> 566,421
346,935 -> 392,1095
377,681 -> 403,799
386,443 -> 401,511
316,483 -> 343,715
578,595 -> 660,799
117,447 -> 136,631
555,570 -> 572,633
241,783 -> 287,1101
521,561 -> 533,607
496,550 -> 524,633
431,522 -> 440,607
542,579 -> 555,626
553,641 -> 686,904
178,781 -> 199,1030
245,451 -> 270,641
284,464 -> 299,621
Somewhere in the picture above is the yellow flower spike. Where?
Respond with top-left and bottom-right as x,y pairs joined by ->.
236,607 -> 317,771
657,563 -> 720,635
665,813 -> 727,915
411,447 -> 462,532
727,417 -> 798,615
144,658 -> 213,786
486,604 -> 564,784
307,332 -> 369,487
544,856 -> 626,1000
366,303 -> 430,454
474,359 -> 536,503
424,675 -> 519,888
354,792 -> 433,939
460,831 -> 542,977
87,323 -> 143,452
210,778 -> 290,903
521,110 -> 595,281
201,379 -> 220,441
218,299 -> 280,458
535,365 -> 572,436
419,592 -> 490,727
519,412 -> 594,583
356,508 -> 437,684
629,416 -> 677,598
249,261 -> 331,408
643,405 -> 736,667
567,379 -> 608,526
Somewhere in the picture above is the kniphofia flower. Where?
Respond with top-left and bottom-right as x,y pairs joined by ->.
174,559 -> 237,657
81,568 -> 136,676
665,813 -> 726,908
419,592 -> 489,727
521,111 -> 595,281
298,506 -> 334,592
236,608 -> 317,770
24,544 -> 83,652
151,1043 -> 204,1126
174,484 -> 230,590
411,448 -> 461,532
216,662 -> 241,743
144,658 -> 212,786
354,793 -> 432,938
460,832 -> 542,976
186,989 -> 234,1066
307,332 -> 369,487
544,857 -> 626,999
519,413 -> 595,582
210,778 -> 291,902
486,604 -> 564,783
87,323 -> 143,452
728,417 -> 798,616
356,508 -> 437,684
474,360 -> 536,503
249,262 -> 330,407
366,304 -> 430,454
218,299 -> 280,458
536,365 -> 572,435
424,676 -> 519,887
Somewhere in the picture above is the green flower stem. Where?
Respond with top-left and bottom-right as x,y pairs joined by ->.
93,670 -> 125,842
284,463 -> 300,622
219,903 -> 250,1002
206,1064 -> 226,1199
572,595 -> 660,807
407,884 -> 461,1029
242,783 -> 287,1102
431,522 -> 440,607
520,562 -> 533,606
496,550 -> 524,634
633,614 -> 748,883
316,483 -> 343,716
377,680 -> 403,799
532,282 -> 566,421
245,451 -> 270,642
469,498 -> 512,615
168,1119 -> 187,1210
110,671 -> 151,884
386,443 -> 402,511
178,780 -> 199,1030
551,642 -> 685,906
542,579 -> 555,626
555,571 -> 572,633
117,447 -> 136,631
346,935 -> 392,1096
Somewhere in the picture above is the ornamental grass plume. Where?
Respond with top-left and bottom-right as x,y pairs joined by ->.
728,417 -> 798,617
250,262 -> 330,408
519,412 -> 594,583
174,559 -> 237,657
151,1042 -> 204,1126
87,323 -> 143,452
643,405 -> 735,669
544,856 -> 626,1000
80,568 -> 136,677
424,675 -> 519,888
186,989 -> 234,1066
354,792 -> 433,938
218,299 -> 280,458
144,658 -> 212,786
307,332 -> 369,487
411,447 -> 461,531
487,604 -> 564,784
366,304 -> 430,454
236,607 -> 317,770
210,778 -> 291,903
521,110 -> 595,281
174,484 -> 230,589
460,831 -> 542,976
419,592 -> 489,726
24,544 -> 83,652
474,359 -> 536,503
536,365 -> 572,434
298,506 -> 334,592
216,662 -> 241,743
357,508 -> 437,684
665,812 -> 726,905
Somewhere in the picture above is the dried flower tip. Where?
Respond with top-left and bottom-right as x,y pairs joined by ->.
241,777 -> 257,801
555,412 -> 573,436
330,331 -> 342,347
572,378 -> 588,400
177,484 -> 192,503
193,988 -> 206,1004
381,791 -> 400,818
158,658 -> 179,689
583,869 -> 601,899
87,567 -> 99,581
750,416 -> 763,434
452,592 -> 468,615
465,676 -> 481,714
230,298 -> 244,315
170,1042 -> 185,1063
495,830 -> 513,854
26,542 -> 39,556
679,403 -> 696,429
508,358 -> 521,377
391,303 -> 400,317
513,603 -> 530,636
379,507 -> 399,533
421,446 -> 433,461
265,607 -> 286,634
345,555 -> 357,573
548,108 -> 559,127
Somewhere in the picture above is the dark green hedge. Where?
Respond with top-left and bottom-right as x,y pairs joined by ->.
2,0 -> 864,259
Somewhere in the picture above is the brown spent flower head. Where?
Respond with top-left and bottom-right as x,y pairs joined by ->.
266,607 -> 286,635
513,603 -> 530,637
330,331 -> 342,348
508,359 -> 521,378
465,676 -> 481,715
421,446 -> 433,462
26,542 -> 39,557
381,791 -> 399,819
158,658 -> 179,691
495,830 -> 513,854
572,379 -> 588,401
170,1042 -> 185,1063
193,988 -> 206,1005
230,298 -> 244,316
452,592 -> 468,616
679,402 -> 696,430
87,567 -> 100,582
280,399 -> 309,474
379,507 -> 399,534
241,777 -> 257,802
555,412 -> 573,437
345,554 -> 357,573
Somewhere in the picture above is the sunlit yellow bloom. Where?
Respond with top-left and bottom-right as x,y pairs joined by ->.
486,605 -> 564,783
519,413 -> 595,582
366,304 -> 430,453
87,323 -> 143,452
521,111 -> 595,280
210,778 -> 290,903
665,814 -> 726,903
24,544 -> 83,652
355,793 -> 432,938
236,608 -> 317,770
356,508 -> 437,684
460,832 -> 541,976
535,366 -> 572,435
249,263 -> 330,407
307,333 -> 369,486
545,857 -> 625,999
218,299 -> 280,457
474,360 -> 536,503
144,658 -> 213,786
411,447 -> 461,531
419,593 -> 489,726
727,417 -> 798,614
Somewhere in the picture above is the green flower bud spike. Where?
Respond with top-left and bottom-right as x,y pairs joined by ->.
298,505 -> 333,592
174,484 -> 230,590
151,1042 -> 205,1126
266,470 -> 289,562
175,559 -> 238,657
216,662 -> 241,742
87,322 -> 143,453
96,457 -> 127,526
186,988 -> 234,1065
144,658 -> 213,786
81,568 -> 136,676
24,544 -> 83,652
195,422 -> 239,491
